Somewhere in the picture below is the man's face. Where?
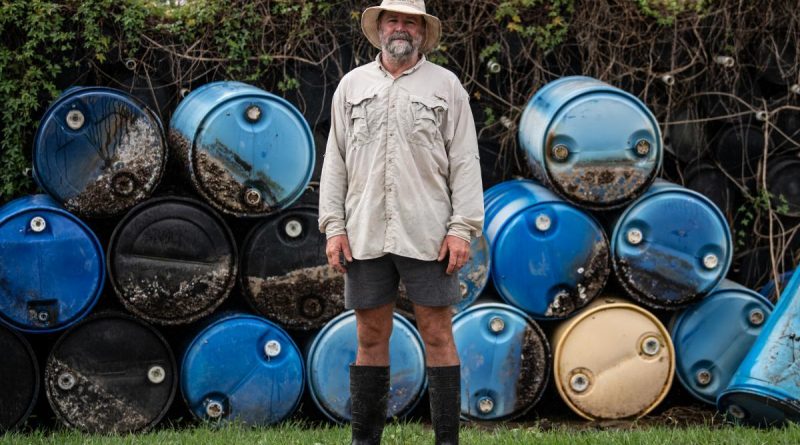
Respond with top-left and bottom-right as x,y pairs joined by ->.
378,12 -> 425,59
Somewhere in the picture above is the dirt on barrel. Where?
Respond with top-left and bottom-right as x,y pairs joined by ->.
544,239 -> 610,318
550,163 -> 653,209
66,117 -> 165,218
118,260 -> 234,325
616,254 -> 702,310
45,359 -> 151,433
514,325 -> 551,417
245,265 -> 345,331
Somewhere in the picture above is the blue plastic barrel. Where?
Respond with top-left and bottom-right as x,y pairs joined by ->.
518,76 -> 662,209
169,81 -> 314,216
181,313 -> 304,425
454,236 -> 491,313
33,87 -> 167,218
718,270 -> 800,425
484,179 -> 609,319
611,180 -> 732,309
0,195 -> 104,333
670,279 -> 773,405
452,303 -> 550,420
306,310 -> 427,423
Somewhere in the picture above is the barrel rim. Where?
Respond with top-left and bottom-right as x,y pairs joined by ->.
106,195 -> 238,325
44,310 -> 178,433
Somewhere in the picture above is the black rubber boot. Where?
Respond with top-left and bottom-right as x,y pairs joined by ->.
427,365 -> 461,445
350,364 -> 389,445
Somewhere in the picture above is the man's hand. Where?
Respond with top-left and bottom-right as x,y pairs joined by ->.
437,235 -> 470,275
326,234 -> 353,274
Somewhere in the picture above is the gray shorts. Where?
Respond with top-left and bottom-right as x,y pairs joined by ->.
344,254 -> 460,310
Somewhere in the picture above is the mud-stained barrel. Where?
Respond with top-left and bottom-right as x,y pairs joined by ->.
718,270 -> 800,426
0,324 -> 39,430
0,195 -> 104,333
484,179 -> 609,319
552,296 -> 675,420
452,303 -> 550,420
518,76 -> 662,209
766,157 -> 800,217
306,310 -> 426,423
107,197 -> 237,325
241,205 -> 344,330
33,87 -> 167,218
611,180 -> 732,309
45,312 -> 177,433
181,313 -> 304,425
670,279 -> 773,405
169,81 -> 314,216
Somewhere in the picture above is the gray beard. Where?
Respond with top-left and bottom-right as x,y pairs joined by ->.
383,38 -> 414,63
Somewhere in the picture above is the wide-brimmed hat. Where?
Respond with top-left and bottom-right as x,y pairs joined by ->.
361,0 -> 441,54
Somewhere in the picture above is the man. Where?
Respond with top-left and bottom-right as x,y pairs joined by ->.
318,1 -> 483,444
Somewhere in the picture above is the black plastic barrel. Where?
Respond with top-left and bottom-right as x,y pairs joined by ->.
684,161 -> 740,223
711,122 -> 768,182
108,197 -> 237,325
0,324 -> 39,431
666,107 -> 707,163
241,205 -> 344,330
45,312 -> 177,433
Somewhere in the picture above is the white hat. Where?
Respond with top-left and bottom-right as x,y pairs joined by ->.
361,0 -> 442,54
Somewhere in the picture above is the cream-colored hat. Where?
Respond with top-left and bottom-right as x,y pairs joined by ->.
361,0 -> 441,54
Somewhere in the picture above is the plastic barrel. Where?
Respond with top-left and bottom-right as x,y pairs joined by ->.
169,81 -> 314,216
611,180 -> 733,309
518,76 -> 662,209
45,312 -> 177,433
552,296 -> 675,420
484,179 -> 609,319
452,303 -> 550,420
306,310 -> 426,424
107,197 -> 237,325
181,313 -> 304,425
718,270 -> 800,426
0,195 -> 104,333
670,279 -> 774,405
33,87 -> 167,218
683,161 -> 739,223
241,204 -> 344,330
766,157 -> 800,217
0,323 -> 39,430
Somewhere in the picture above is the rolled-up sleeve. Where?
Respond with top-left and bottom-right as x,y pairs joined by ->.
318,87 -> 349,238
445,88 -> 484,241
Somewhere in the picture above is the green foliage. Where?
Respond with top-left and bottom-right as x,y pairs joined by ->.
495,0 -> 575,51
636,0 -> 711,25
734,188 -> 790,248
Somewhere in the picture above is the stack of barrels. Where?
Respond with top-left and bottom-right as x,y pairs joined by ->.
0,75 -> 796,433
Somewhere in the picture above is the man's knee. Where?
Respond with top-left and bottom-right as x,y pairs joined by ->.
414,305 -> 455,350
355,304 -> 394,350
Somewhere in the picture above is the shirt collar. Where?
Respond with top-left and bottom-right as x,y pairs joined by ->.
376,53 -> 427,77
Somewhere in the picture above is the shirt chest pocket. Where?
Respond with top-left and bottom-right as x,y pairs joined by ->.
347,94 -> 377,149
409,94 -> 448,149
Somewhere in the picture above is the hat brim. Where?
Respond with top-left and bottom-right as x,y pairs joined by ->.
361,6 -> 441,54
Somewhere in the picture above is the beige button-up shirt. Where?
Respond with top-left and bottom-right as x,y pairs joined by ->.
318,54 -> 484,261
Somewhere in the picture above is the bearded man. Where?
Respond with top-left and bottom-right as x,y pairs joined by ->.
318,1 -> 483,444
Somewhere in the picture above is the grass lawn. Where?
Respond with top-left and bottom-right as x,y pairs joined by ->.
3,421 -> 800,445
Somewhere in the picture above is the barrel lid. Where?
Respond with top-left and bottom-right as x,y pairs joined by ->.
181,314 -> 304,424
542,89 -> 661,208
452,303 -> 550,420
766,157 -> 800,216
553,298 -> 674,420
107,197 -> 237,325
612,185 -> 732,309
45,312 -> 176,433
0,195 -> 104,333
0,323 -> 39,430
670,281 -> 773,405
176,82 -> 314,216
491,201 -> 609,319
33,87 -> 167,218
718,388 -> 800,426
454,236 -> 490,313
306,310 -> 426,423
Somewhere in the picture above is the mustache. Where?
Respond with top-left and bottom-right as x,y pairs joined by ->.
388,31 -> 412,42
